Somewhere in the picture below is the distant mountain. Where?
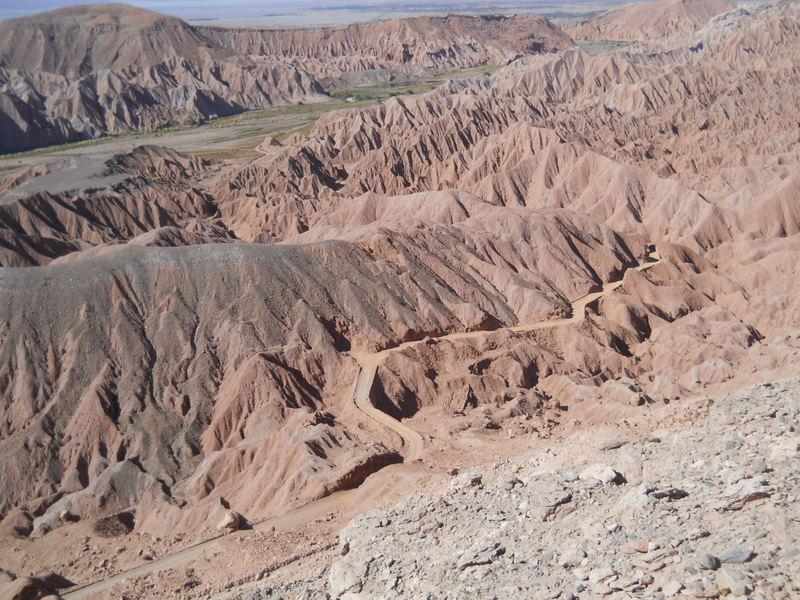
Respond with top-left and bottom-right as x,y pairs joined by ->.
0,3 -> 222,76
561,0 -> 736,41
0,4 -> 573,154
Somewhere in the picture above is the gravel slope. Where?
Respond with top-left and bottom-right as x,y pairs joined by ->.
225,377 -> 799,599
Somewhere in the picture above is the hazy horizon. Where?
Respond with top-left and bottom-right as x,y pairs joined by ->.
0,0 -> 623,26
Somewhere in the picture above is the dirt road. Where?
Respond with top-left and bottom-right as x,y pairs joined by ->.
62,250 -> 660,598
62,489 -> 360,599
347,251 -> 662,453
351,361 -> 425,461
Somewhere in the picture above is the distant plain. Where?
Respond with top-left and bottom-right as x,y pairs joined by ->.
0,0 -> 627,26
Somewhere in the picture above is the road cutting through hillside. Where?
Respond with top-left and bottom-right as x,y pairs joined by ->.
62,250 -> 660,599
349,249 -> 661,455
350,360 -> 426,461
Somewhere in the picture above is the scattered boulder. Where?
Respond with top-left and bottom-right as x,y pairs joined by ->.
718,478 -> 773,511
716,567 -> 751,596
622,538 -> 651,554
93,511 -> 136,538
527,479 -> 573,520
457,539 -> 505,571
578,464 -> 626,485
719,545 -> 755,564
651,487 -> 689,501
769,436 -> 799,461
58,509 -> 78,523
501,476 -> 523,491
217,510 -> 243,532
698,553 -> 721,571
450,470 -> 483,491
662,580 -> 684,596
558,546 -> 587,568
328,556 -> 368,597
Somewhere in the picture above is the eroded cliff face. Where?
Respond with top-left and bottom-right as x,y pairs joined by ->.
211,4 -> 800,254
0,146 -> 228,267
0,3 -> 324,153
0,218 -> 639,533
0,58 -> 325,154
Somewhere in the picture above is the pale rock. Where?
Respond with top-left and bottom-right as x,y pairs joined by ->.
579,465 -> 625,485
698,554 -> 721,571
622,538 -> 651,554
588,567 -> 617,585
329,556 -> 369,597
719,546 -> 755,565
457,540 -> 505,571
769,436 -> 799,461
216,511 -> 242,531
663,579 -> 684,596
716,568 -> 751,596
558,547 -> 587,568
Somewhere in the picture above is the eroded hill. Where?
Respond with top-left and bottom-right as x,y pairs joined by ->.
0,5 -> 571,154
0,2 -> 799,598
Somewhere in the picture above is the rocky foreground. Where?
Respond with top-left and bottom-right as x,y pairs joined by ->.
227,378 -> 799,599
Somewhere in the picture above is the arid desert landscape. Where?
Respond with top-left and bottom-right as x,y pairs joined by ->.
0,0 -> 799,598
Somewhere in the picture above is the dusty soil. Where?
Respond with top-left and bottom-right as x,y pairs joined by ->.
1,1 -> 799,599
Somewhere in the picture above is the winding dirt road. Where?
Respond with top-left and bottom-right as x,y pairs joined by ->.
62,250 -> 660,599
348,250 -> 662,454
351,361 -> 425,461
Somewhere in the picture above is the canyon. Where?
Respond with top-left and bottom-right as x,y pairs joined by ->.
0,1 -> 799,599
0,5 -> 571,154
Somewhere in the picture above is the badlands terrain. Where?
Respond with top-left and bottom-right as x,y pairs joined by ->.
1,0 -> 799,598
0,4 -> 571,153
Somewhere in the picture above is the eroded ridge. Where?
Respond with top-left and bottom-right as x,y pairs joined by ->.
61,250 -> 661,598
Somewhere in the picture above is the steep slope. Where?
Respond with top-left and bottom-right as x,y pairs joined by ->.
0,219 -> 636,535
0,5 -> 574,155
0,3 -> 217,77
562,0 -> 736,42
204,2 -> 800,439
0,146 -> 231,267
0,4 -> 325,154
2,4 -> 800,597
306,379 -> 799,598
0,59 -> 323,153
210,3 -> 800,254
201,15 -> 574,85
